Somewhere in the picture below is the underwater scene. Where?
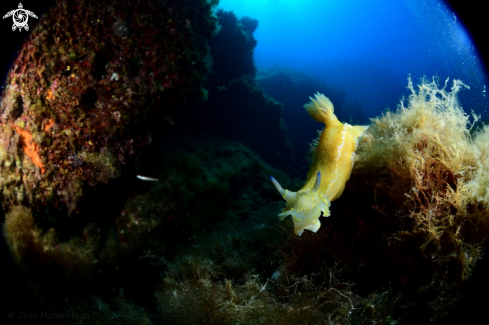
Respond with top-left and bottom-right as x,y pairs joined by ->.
1,0 -> 489,324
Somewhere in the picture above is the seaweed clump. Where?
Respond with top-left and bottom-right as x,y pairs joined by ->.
286,76 -> 489,323
3,135 -> 290,315
353,76 -> 488,285
67,204 -> 367,325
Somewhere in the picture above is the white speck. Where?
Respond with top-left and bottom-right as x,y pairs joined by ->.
111,73 -> 119,81
137,175 -> 159,181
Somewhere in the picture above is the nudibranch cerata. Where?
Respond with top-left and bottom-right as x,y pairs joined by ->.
270,93 -> 368,236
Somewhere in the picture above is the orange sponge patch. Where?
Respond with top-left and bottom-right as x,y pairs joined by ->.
44,119 -> 55,132
14,126 -> 45,173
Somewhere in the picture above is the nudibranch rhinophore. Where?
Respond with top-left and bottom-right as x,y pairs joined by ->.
270,93 -> 368,236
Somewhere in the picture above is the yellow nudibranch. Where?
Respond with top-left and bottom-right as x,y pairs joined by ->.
270,93 -> 368,236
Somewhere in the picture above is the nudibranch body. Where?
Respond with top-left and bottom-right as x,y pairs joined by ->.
271,93 -> 368,236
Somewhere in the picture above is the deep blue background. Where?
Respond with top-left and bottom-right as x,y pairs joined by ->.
219,0 -> 489,122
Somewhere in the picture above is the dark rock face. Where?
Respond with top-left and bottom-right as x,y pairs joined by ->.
0,3 -> 294,313
0,0 -> 217,214
175,10 -> 293,171
209,10 -> 257,82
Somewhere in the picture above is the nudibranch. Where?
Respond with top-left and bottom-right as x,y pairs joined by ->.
270,93 -> 368,236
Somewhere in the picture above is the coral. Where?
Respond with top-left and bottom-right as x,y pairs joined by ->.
0,0 -> 218,214
1,0 -> 221,313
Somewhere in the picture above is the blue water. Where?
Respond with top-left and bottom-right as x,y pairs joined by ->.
218,0 -> 488,121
